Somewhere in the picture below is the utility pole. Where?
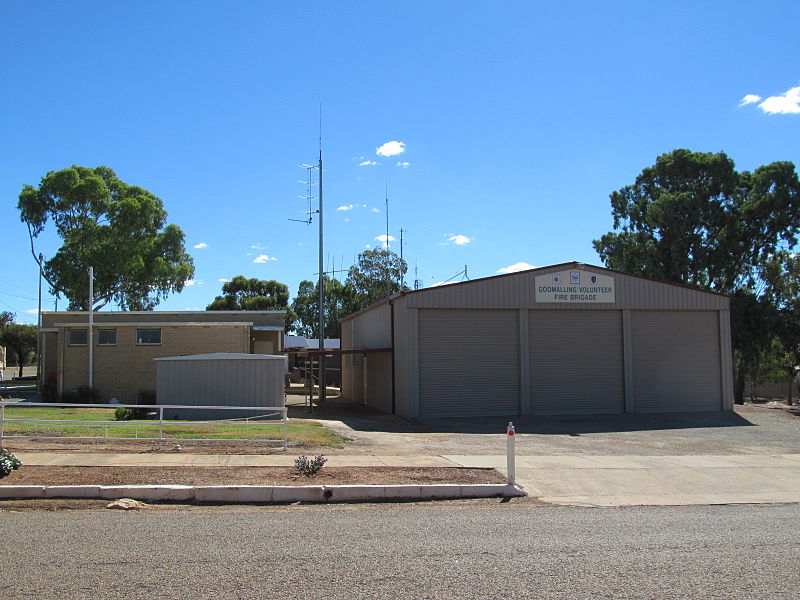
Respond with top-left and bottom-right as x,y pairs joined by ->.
88,266 -> 94,390
317,145 -> 326,405
36,253 -> 43,391
399,228 -> 405,289
290,112 -> 327,405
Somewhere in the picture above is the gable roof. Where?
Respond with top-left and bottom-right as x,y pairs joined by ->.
341,261 -> 728,321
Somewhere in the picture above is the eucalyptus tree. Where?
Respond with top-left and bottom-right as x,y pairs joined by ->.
18,165 -> 194,311
593,149 -> 800,401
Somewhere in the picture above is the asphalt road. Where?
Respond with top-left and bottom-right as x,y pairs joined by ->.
2,502 -> 797,599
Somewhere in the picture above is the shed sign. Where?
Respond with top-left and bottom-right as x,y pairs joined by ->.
535,270 -> 615,303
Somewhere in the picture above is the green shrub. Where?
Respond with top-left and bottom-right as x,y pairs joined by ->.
114,406 -> 151,421
114,406 -> 132,421
294,454 -> 327,477
0,448 -> 22,479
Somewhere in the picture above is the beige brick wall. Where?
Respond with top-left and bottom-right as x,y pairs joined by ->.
61,325 -> 250,403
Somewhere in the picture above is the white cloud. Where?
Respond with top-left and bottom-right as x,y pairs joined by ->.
359,160 -> 377,166
218,278 -> 230,283
253,254 -> 277,263
376,140 -> 406,157
396,161 -> 410,168
375,234 -> 396,247
193,242 -> 209,249
429,281 -> 457,288
24,308 -> 39,315
365,244 -> 372,249
250,243 -> 268,250
758,85 -> 800,114
496,261 -> 537,274
183,306 -> 202,311
441,234 -> 473,246
337,204 -> 356,211
185,279 -> 196,286
344,217 -> 350,222
371,207 -> 380,213
739,94 -> 762,106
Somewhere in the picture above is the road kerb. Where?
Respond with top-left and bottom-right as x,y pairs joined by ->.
0,483 -> 526,503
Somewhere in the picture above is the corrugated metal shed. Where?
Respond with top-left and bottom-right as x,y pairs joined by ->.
155,353 -> 285,420
342,262 -> 734,419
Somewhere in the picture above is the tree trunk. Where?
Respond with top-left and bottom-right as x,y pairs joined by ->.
787,366 -> 794,406
9,345 -> 26,378
734,366 -> 746,405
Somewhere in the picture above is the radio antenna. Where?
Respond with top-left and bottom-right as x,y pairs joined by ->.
289,105 -> 327,404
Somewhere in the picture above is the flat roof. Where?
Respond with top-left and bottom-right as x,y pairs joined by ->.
42,310 -> 286,315
55,322 -> 253,328
155,353 -> 285,361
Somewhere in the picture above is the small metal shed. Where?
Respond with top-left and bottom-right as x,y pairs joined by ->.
155,353 -> 285,420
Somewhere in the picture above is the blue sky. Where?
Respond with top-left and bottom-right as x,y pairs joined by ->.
1,1 -> 798,326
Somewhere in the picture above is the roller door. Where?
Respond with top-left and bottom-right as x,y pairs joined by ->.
529,310 -> 624,415
632,311 -> 721,412
418,309 -> 520,418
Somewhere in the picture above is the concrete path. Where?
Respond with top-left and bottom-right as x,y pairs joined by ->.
445,454 -> 800,506
12,451 -> 800,507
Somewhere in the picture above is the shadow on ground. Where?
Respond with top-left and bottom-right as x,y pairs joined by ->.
0,382 -> 40,401
287,396 -> 756,435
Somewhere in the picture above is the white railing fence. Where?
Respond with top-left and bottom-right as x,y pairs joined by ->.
0,402 -> 288,450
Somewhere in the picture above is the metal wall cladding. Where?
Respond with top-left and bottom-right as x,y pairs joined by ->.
365,351 -> 393,413
349,302 -> 392,348
631,311 -> 722,412
156,355 -> 285,420
529,310 -> 625,415
403,265 -> 727,311
418,309 -> 520,418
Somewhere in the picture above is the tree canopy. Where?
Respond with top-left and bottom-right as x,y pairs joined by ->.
290,249 -> 409,337
18,165 -> 194,311
346,248 -> 408,309
593,149 -> 800,401
207,276 -> 294,328
291,276 -> 355,339
0,315 -> 37,378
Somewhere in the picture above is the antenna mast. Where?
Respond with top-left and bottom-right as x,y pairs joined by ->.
317,110 -> 326,405
399,228 -> 405,289
384,182 -> 391,297
289,107 -> 326,405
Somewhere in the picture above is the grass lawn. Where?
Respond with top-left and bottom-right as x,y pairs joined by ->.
0,405 -> 349,448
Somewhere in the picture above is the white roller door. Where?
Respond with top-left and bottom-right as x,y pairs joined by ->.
529,310 -> 624,415
632,311 -> 721,412
418,309 -> 520,418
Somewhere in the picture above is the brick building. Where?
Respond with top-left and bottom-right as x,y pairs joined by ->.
40,310 -> 285,402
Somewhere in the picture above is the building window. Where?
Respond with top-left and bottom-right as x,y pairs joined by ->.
68,329 -> 88,346
136,328 -> 162,345
98,329 -> 117,346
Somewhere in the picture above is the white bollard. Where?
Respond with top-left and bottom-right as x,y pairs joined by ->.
507,421 -> 516,486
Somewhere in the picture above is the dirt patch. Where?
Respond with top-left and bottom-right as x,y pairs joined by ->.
0,466 -> 513,511
0,465 -> 505,486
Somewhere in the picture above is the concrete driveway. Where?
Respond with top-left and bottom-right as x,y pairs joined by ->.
295,400 -> 800,506
296,401 -> 800,457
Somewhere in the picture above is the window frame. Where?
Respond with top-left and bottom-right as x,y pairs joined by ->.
136,328 -> 162,346
67,328 -> 88,346
97,328 -> 117,346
